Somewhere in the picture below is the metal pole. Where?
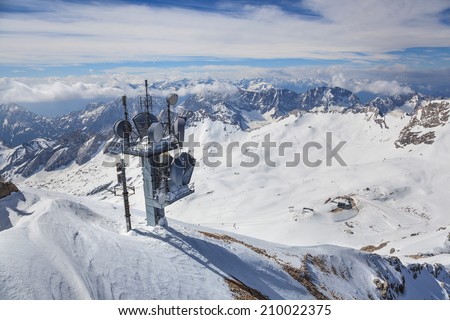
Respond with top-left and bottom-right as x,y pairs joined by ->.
145,80 -> 149,113
121,157 -> 132,232
120,95 -> 132,232
167,101 -> 172,135
122,95 -> 131,149
145,80 -> 151,128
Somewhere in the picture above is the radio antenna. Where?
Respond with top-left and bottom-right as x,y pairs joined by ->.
122,95 -> 131,148
145,80 -> 151,128
145,80 -> 150,112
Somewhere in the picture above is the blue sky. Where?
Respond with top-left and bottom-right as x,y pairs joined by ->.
1,0 -> 450,114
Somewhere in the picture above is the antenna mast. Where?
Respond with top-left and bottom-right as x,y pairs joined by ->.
120,95 -> 132,231
145,80 -> 151,128
111,81 -> 193,229
122,96 -> 131,148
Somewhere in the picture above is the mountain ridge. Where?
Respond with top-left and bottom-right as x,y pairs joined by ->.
0,81 -> 433,147
0,80 -> 446,181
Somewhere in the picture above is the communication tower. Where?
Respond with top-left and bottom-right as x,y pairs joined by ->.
112,81 -> 195,230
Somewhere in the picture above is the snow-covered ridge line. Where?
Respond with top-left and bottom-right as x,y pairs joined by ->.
0,187 -> 448,300
1,80 -> 447,180
0,79 -> 439,147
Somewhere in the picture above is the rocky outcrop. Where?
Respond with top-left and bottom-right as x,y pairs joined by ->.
0,180 -> 19,199
395,100 -> 450,148
76,134 -> 106,165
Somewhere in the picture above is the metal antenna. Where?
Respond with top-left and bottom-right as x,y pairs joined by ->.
122,95 -> 131,148
112,88 -> 193,229
145,80 -> 150,128
167,100 -> 172,135
166,94 -> 178,135
145,80 -> 150,113
120,157 -> 132,232
122,95 -> 128,120
120,95 -> 132,232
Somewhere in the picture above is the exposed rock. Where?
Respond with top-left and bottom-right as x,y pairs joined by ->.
76,134 -> 106,165
225,277 -> 269,300
44,131 -> 91,172
366,93 -> 425,115
299,86 -> 362,112
395,100 -> 450,148
360,242 -> 388,252
0,180 -> 19,199
0,104 -> 57,147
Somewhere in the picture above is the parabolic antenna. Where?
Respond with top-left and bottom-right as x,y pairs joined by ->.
148,122 -> 164,143
167,93 -> 178,106
181,153 -> 195,185
113,120 -> 132,139
170,152 -> 195,186
133,112 -> 158,138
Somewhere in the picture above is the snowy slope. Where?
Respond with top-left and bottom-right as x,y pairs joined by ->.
18,101 -> 450,271
165,107 -> 450,264
1,187 -> 449,300
2,98 -> 447,302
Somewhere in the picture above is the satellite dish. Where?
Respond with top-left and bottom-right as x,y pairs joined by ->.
182,153 -> 195,185
167,94 -> 178,106
169,160 -> 184,186
133,112 -> 158,138
113,120 -> 132,139
147,122 -> 164,143
170,152 -> 195,185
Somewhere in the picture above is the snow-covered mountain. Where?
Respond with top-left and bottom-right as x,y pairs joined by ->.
298,86 -> 362,112
0,104 -> 58,147
395,100 -> 450,148
0,80 -> 434,180
0,79 -> 427,148
1,78 -> 449,300
366,93 -> 427,115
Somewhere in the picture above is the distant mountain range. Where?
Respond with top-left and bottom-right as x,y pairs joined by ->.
0,79 -> 445,179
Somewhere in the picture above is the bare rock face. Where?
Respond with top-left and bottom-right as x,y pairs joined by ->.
0,180 -> 19,199
395,101 -> 450,148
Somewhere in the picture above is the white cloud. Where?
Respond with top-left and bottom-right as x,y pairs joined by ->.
0,74 -> 240,105
0,0 -> 449,65
355,80 -> 413,96
1,64 -> 449,107
0,77 -> 134,104
156,81 -> 239,97
330,73 -> 413,96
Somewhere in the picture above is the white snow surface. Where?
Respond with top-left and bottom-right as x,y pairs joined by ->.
1,187 -> 449,300
3,101 -> 450,299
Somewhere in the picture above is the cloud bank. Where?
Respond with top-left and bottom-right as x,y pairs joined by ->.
3,65 -> 448,109
0,0 -> 449,65
330,73 -> 413,96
